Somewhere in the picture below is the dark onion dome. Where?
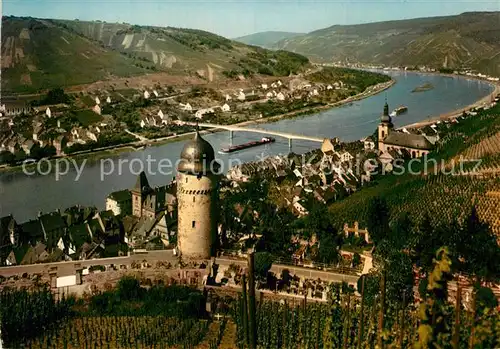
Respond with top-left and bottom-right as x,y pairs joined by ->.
177,129 -> 219,174
381,101 -> 393,125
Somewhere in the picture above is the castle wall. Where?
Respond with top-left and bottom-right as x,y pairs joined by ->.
177,172 -> 218,259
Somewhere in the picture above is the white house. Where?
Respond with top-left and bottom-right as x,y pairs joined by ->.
180,103 -> 193,111
45,107 -> 51,118
237,91 -> 246,101
95,96 -> 101,105
276,92 -> 286,101
312,89 -> 319,96
225,94 -> 232,101
195,108 -> 215,119
363,137 -> 375,150
293,201 -> 309,217
277,80 -> 282,86
221,103 -> 231,112
271,82 -> 277,88
93,104 -> 101,115
106,96 -> 111,103
140,119 -> 146,128
266,92 -> 273,98
327,85 -> 333,90
261,84 -> 268,90
153,90 -> 159,97
86,130 -> 98,142
144,90 -> 150,99
340,151 -> 354,163
158,109 -> 165,119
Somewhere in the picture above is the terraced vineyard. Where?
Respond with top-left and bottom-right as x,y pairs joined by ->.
330,174 -> 500,236
462,131 -> 500,160
330,100 -> 500,236
24,316 -> 209,349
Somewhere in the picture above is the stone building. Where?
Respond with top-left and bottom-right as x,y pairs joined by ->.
176,129 -> 220,259
130,172 -> 175,219
377,101 -> 433,158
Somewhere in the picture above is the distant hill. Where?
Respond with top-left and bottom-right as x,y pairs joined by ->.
234,31 -> 304,48
272,12 -> 500,75
1,17 -> 310,94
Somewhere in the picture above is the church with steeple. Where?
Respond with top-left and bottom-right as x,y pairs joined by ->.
377,101 -> 433,158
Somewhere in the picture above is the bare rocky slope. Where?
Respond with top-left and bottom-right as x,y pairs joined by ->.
1,16 -> 310,94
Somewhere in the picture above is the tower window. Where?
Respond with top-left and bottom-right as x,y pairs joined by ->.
381,131 -> 385,138
193,196 -> 195,203
192,221 -> 196,228
185,178 -> 188,183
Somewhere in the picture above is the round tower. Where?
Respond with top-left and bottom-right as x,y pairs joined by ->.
176,129 -> 220,259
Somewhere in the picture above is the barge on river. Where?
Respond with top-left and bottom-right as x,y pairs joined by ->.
219,137 -> 275,154
390,105 -> 408,117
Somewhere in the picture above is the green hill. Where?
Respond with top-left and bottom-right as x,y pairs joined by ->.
273,12 -> 500,75
1,17 -> 148,94
234,31 -> 304,48
1,17 -> 311,94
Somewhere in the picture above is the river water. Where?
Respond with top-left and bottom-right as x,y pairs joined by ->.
0,71 -> 494,221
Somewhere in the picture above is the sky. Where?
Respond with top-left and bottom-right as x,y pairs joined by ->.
3,0 -> 500,38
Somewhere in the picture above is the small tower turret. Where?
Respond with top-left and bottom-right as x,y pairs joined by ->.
131,171 -> 150,217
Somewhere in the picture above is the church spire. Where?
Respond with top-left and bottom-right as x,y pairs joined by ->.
381,98 -> 392,125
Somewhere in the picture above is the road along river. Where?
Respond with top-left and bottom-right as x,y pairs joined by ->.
0,70 -> 495,221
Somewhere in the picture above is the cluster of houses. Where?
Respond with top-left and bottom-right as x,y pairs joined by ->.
173,77 -> 346,122
227,138 -> 365,217
0,86 -> 173,157
0,207 -> 126,266
0,112 -> 109,157
0,172 -> 179,267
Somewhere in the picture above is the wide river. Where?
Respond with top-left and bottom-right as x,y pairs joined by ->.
0,71 -> 495,221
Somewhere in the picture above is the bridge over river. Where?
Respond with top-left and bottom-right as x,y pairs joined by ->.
182,121 -> 326,150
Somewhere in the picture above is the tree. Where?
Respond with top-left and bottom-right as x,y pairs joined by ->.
366,196 -> 390,244
357,271 -> 380,307
305,202 -> 331,239
316,226 -> 342,265
116,276 -> 142,301
385,251 -> 414,304
458,207 -> 500,280
389,212 -> 413,250
254,252 -> 274,280
475,285 -> 498,315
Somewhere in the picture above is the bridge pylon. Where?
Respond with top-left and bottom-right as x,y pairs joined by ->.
288,138 -> 292,152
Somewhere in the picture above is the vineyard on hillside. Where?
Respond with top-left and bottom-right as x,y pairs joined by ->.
329,174 -> 500,235
233,282 -> 500,349
25,317 -> 211,349
330,101 -> 500,236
